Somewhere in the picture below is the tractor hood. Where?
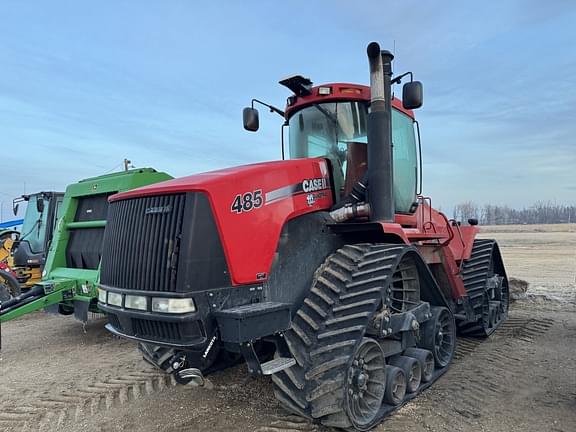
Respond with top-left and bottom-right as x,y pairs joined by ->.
106,158 -> 334,285
110,159 -> 331,202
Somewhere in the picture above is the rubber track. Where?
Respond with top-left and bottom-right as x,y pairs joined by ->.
458,239 -> 507,336
271,244 -> 409,430
0,370 -> 175,432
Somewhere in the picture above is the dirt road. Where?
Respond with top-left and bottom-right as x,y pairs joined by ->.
1,226 -> 574,432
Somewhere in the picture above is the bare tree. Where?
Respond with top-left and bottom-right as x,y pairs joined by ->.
452,201 -> 576,225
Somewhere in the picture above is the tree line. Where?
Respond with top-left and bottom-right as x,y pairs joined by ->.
452,201 -> 576,225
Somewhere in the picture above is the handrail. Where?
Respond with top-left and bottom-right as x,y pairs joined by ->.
66,220 -> 106,229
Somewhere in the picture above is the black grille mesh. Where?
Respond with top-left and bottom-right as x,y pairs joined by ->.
100,194 -> 186,292
132,319 -> 183,341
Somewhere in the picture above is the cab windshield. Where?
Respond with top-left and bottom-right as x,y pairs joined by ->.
288,101 -> 417,213
20,195 -> 49,253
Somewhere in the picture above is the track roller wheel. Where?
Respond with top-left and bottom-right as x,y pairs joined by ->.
403,348 -> 434,383
383,365 -> 406,405
345,338 -> 387,429
420,306 -> 456,368
388,355 -> 421,393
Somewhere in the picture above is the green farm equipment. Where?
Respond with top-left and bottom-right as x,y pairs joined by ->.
0,168 -> 172,322
5,192 -> 64,287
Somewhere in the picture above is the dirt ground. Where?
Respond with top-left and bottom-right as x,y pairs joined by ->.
1,224 -> 574,432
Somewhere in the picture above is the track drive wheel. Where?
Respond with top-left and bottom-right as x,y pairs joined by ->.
271,244 -> 411,430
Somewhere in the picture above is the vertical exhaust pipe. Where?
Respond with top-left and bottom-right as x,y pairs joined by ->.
366,42 -> 395,222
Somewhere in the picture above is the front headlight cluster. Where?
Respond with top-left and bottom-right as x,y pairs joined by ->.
97,288 -> 196,314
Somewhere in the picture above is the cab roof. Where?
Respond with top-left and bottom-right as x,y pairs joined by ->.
284,83 -> 415,120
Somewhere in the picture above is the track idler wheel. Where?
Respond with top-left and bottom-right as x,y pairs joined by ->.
420,306 -> 456,368
403,348 -> 434,383
345,338 -> 387,429
383,365 -> 406,405
388,355 -> 421,393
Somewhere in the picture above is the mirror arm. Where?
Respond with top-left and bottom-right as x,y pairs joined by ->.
391,71 -> 413,85
251,99 -> 285,117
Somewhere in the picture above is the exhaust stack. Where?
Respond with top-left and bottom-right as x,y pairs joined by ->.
366,42 -> 395,222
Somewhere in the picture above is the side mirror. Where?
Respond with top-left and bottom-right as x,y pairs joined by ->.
243,107 -> 260,132
36,197 -> 45,213
13,203 -> 19,216
402,81 -> 423,110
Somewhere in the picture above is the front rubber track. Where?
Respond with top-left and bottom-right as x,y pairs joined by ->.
271,244 -> 412,430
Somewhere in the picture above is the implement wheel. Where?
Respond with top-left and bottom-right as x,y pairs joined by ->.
0,269 -> 20,302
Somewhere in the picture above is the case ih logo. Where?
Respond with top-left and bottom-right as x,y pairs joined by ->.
302,178 -> 328,193
145,205 -> 172,215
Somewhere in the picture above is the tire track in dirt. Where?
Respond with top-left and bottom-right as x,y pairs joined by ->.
254,313 -> 555,432
0,313 -> 555,432
0,371 -> 176,432
382,314 -> 555,430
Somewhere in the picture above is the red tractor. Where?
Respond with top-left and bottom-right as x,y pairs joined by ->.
98,42 -> 508,430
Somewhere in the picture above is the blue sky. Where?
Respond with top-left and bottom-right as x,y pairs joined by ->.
1,0 -> 575,220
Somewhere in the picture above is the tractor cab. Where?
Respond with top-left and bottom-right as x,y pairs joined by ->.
10,192 -> 64,287
244,79 -> 421,214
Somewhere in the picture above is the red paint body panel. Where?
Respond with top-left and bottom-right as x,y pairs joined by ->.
284,83 -> 414,119
112,159 -> 333,286
391,199 -> 478,262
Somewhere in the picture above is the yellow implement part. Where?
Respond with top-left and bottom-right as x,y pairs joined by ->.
0,237 -> 15,264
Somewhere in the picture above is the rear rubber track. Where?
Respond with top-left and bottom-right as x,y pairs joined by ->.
458,239 -> 509,337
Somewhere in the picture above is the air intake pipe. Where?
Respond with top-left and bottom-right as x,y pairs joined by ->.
366,42 -> 395,222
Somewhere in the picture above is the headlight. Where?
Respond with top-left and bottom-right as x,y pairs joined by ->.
152,297 -> 196,314
98,288 -> 107,303
108,292 -> 123,307
125,295 -> 147,311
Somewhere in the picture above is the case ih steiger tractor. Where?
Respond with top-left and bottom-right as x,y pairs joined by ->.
98,42 -> 508,430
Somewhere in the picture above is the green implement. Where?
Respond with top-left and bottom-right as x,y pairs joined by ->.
0,168 -> 172,322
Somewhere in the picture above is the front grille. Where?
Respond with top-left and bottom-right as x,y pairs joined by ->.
132,318 -> 183,341
107,313 -> 122,331
100,194 -> 186,292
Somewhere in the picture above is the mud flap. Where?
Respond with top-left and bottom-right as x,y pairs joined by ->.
73,300 -> 89,322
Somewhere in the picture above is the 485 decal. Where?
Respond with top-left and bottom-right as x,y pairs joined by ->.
231,190 -> 263,213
